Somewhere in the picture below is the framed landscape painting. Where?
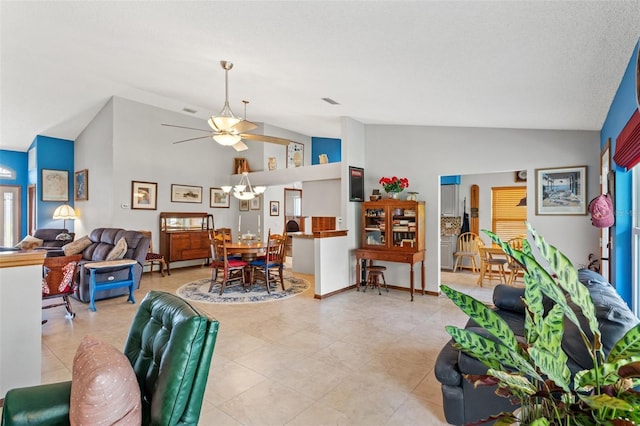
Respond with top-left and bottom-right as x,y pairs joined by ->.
535,165 -> 587,215
171,184 -> 202,203
210,187 -> 230,208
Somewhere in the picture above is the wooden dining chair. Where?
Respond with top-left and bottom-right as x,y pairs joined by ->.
140,230 -> 168,276
477,240 -> 507,287
249,232 -> 286,293
209,234 -> 248,295
453,232 -> 481,273
506,236 -> 525,285
42,254 -> 82,320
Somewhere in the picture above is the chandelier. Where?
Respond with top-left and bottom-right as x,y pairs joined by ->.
222,172 -> 266,200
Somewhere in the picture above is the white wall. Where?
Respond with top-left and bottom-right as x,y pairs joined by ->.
363,125 -> 601,293
301,179 -> 341,217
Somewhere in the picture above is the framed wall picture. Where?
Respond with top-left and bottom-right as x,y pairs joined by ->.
239,199 -> 250,211
74,169 -> 88,201
270,201 -> 280,216
349,166 -> 364,202
131,181 -> 157,210
535,166 -> 587,215
171,184 -> 202,203
287,141 -> 304,168
250,197 -> 260,210
210,187 -> 230,208
42,169 -> 69,201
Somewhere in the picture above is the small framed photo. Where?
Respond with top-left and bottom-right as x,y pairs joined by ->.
535,166 -> 587,215
287,141 -> 304,168
210,187 -> 230,208
42,169 -> 69,201
239,199 -> 250,211
171,184 -> 202,203
74,169 -> 88,201
131,181 -> 157,210
270,201 -> 280,216
250,197 -> 260,210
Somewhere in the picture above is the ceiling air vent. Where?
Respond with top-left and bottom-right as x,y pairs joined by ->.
182,107 -> 197,114
321,97 -> 340,105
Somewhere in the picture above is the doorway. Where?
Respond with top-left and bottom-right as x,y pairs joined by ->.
1,185 -> 21,246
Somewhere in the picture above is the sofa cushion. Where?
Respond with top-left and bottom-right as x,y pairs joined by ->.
69,335 -> 141,425
15,235 -> 44,250
106,237 -> 128,261
63,236 -> 92,256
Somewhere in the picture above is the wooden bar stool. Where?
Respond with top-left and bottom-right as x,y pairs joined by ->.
364,265 -> 388,295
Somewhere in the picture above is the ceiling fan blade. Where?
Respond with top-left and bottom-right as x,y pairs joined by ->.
162,123 -> 211,133
172,135 -> 212,144
232,141 -> 249,152
230,119 -> 257,133
240,133 -> 291,146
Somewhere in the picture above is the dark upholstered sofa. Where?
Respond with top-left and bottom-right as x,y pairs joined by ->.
33,228 -> 75,255
72,228 -> 150,303
434,269 -> 639,425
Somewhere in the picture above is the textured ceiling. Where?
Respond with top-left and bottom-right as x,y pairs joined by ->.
1,1 -> 639,152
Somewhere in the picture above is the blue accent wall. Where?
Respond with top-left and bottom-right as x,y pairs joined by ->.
441,175 -> 461,185
311,137 -> 341,164
33,136 -> 75,230
0,150 -> 29,237
600,39 -> 639,306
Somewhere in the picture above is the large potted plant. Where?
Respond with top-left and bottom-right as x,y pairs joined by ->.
441,223 -> 640,425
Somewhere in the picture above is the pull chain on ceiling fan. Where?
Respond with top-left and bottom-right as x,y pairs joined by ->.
162,60 -> 292,152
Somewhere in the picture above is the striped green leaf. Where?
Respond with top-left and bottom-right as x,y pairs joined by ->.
445,325 -> 541,380
486,368 -> 537,396
528,224 -> 600,339
441,285 -> 519,352
608,323 -> 640,363
578,393 -> 634,411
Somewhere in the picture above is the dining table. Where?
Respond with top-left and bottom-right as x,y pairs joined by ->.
224,241 -> 267,262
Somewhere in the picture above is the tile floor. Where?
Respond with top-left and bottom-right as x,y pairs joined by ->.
32,265 -> 498,425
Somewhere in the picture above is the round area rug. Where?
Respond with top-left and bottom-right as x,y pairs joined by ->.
176,275 -> 310,304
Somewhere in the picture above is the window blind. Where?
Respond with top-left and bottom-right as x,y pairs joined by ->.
492,186 -> 527,242
614,109 -> 640,171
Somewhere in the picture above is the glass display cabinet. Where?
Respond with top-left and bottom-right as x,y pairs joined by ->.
159,212 -> 213,267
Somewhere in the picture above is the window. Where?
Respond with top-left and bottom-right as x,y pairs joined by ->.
0,166 -> 16,179
1,185 -> 20,246
492,186 -> 527,242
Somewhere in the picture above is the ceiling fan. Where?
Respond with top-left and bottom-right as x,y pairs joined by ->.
163,61 -> 291,152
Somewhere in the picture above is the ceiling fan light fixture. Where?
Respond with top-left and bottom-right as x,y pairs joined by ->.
213,132 -> 242,146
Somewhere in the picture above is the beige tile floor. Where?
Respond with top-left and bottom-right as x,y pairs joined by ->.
29,264 -> 498,425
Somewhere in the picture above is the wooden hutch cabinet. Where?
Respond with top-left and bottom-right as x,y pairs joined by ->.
159,212 -> 213,273
357,199 -> 426,300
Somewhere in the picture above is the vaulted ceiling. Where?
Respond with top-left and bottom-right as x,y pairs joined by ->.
1,1 -> 639,152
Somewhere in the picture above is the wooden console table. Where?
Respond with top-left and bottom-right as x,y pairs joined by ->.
355,248 -> 425,301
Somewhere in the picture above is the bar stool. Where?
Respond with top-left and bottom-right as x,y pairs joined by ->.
364,265 -> 388,295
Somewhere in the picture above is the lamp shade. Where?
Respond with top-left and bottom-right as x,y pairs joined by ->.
52,204 -> 77,220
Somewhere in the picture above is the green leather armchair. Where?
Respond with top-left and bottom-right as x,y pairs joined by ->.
1,291 -> 219,426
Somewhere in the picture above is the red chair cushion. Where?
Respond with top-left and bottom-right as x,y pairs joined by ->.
227,259 -> 248,267
146,252 -> 164,260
